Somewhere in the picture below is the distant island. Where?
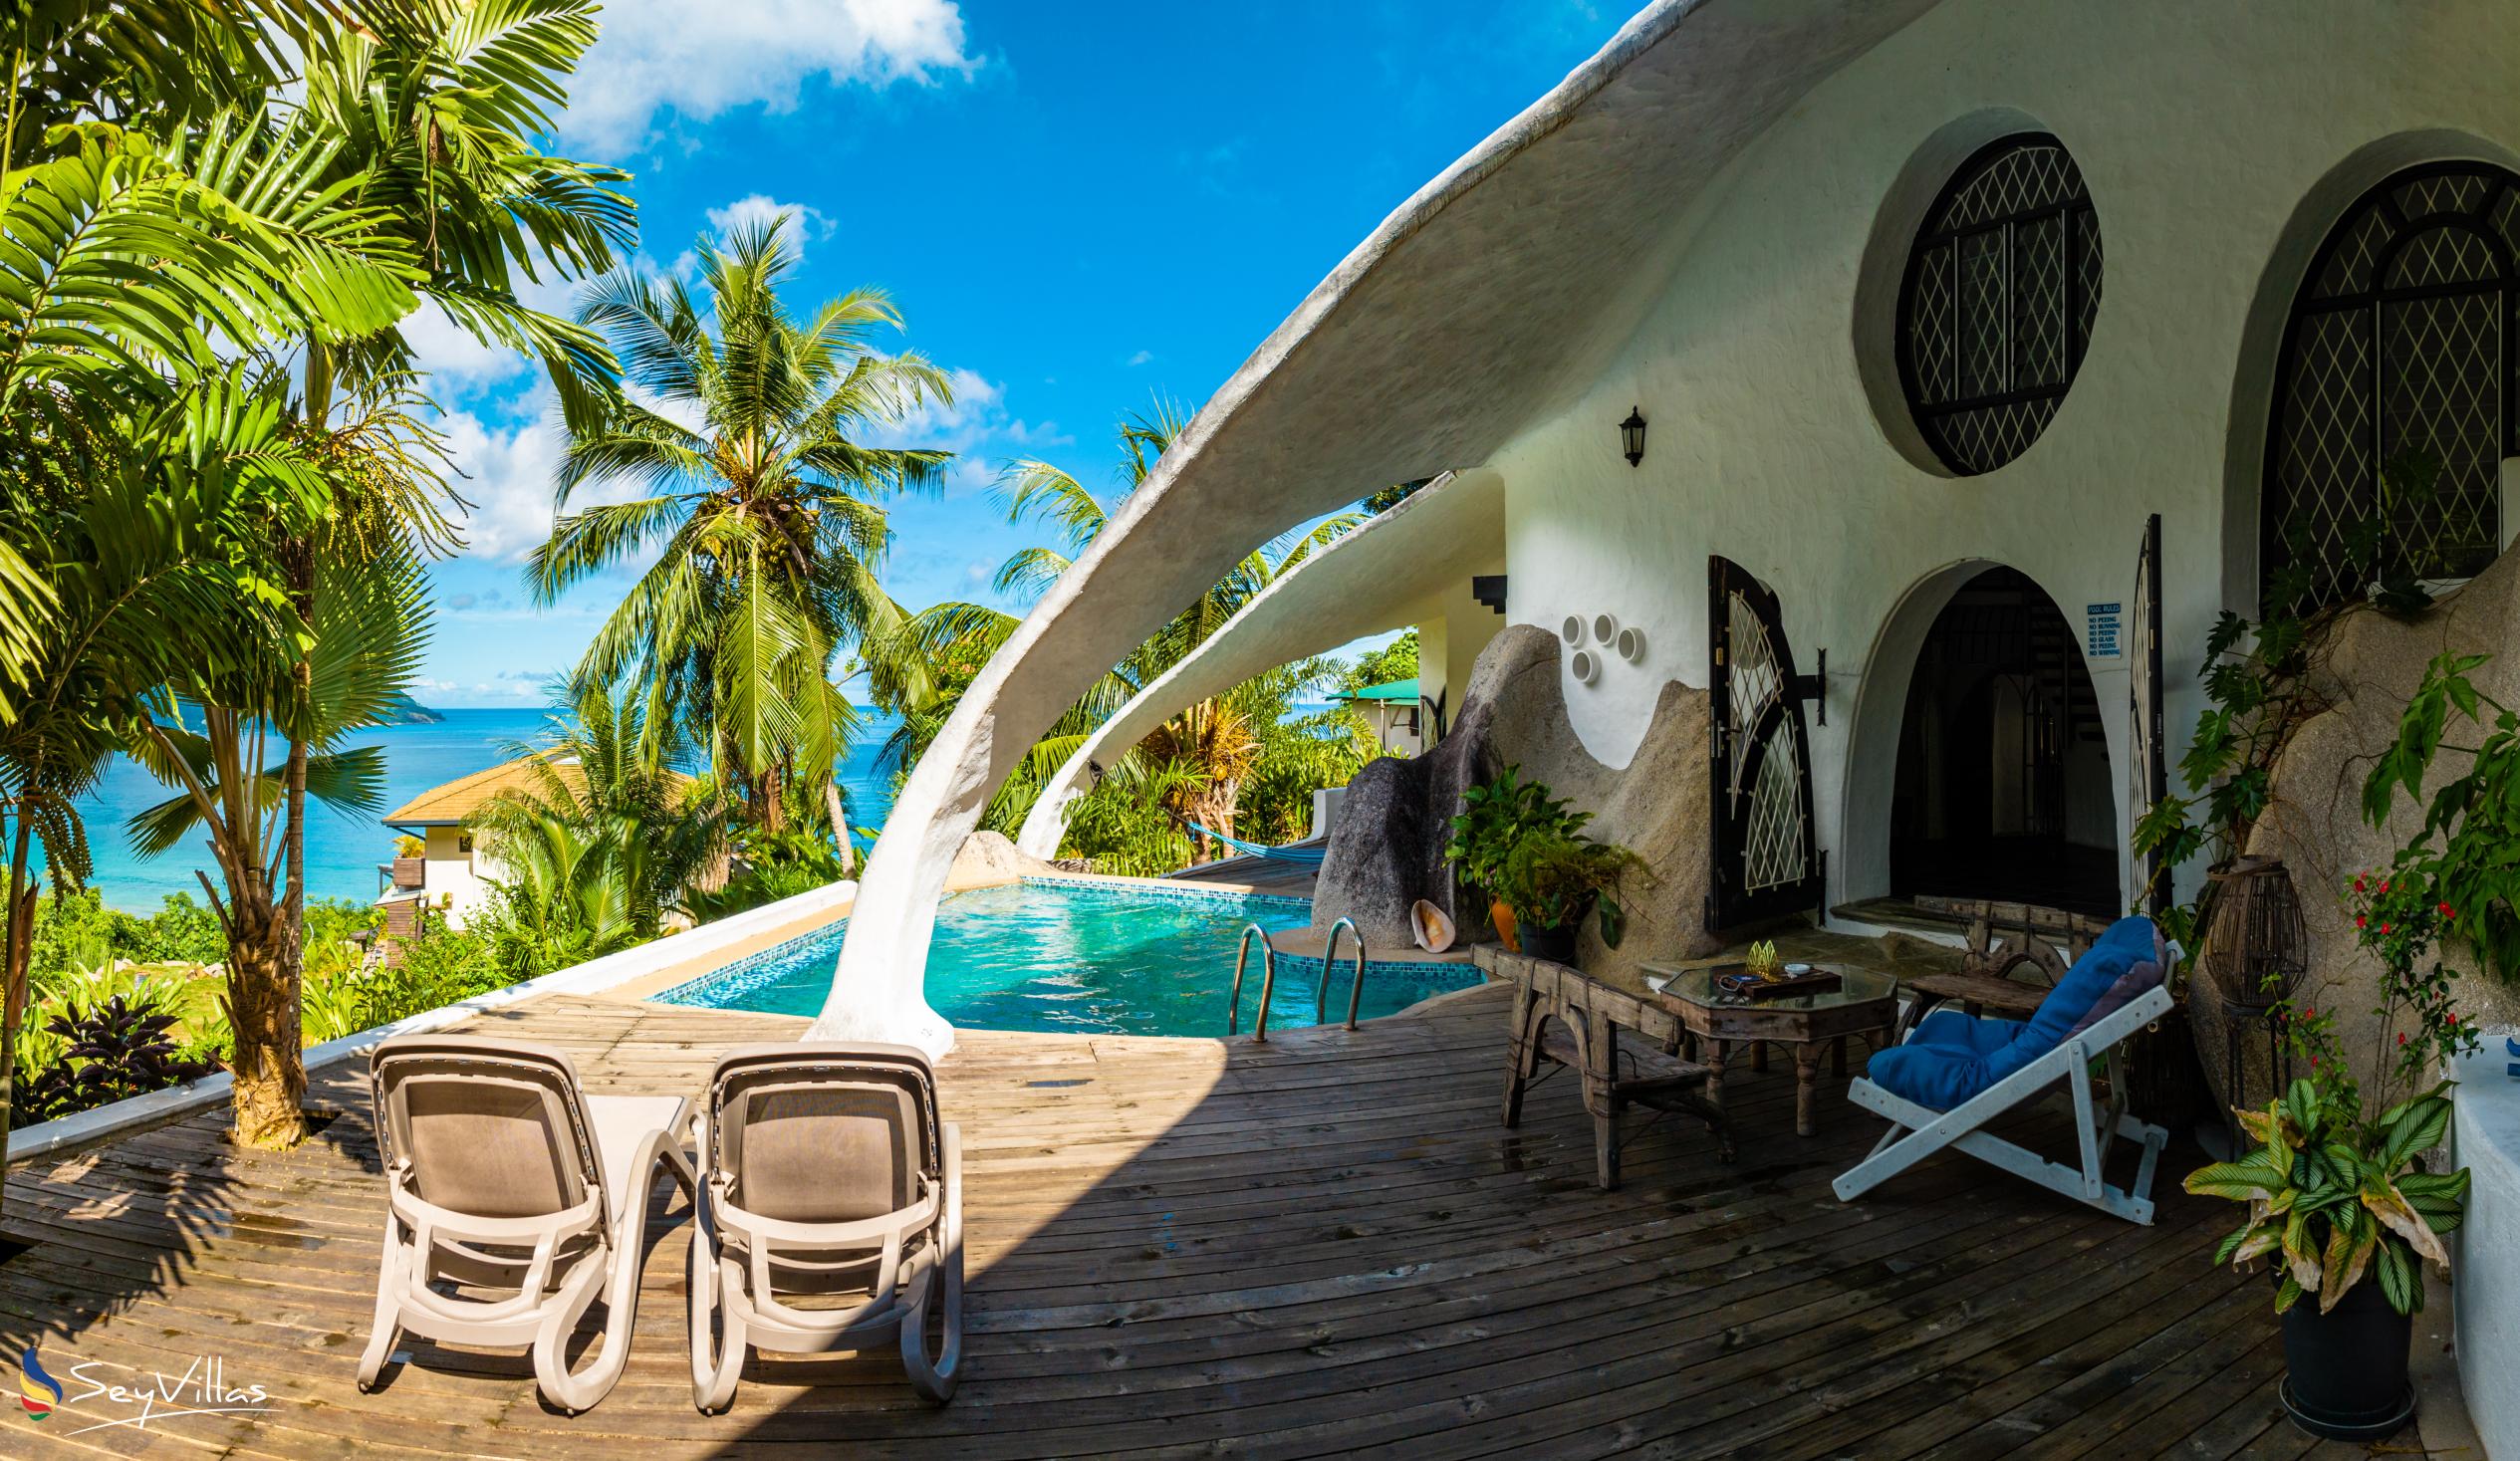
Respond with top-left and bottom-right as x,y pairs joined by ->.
383,692 -> 445,725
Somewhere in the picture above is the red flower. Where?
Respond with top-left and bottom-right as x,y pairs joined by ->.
2441,901 -> 2455,916
2398,1033 -> 2408,1046
2448,1013 -> 2460,1027
2355,875 -> 2369,893
2356,915 -> 2368,928
2303,1006 -> 2317,1019
2311,1056 -> 2321,1069
2382,923 -> 2393,935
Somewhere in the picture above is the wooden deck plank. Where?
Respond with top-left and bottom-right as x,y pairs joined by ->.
0,981 -> 2378,1457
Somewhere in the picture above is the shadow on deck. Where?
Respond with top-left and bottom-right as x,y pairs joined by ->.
0,982 -> 2368,1458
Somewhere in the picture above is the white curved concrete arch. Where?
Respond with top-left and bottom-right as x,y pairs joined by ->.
1012,469 -> 1507,860
811,0 -> 1942,1054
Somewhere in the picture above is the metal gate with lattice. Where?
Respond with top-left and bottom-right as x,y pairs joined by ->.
1707,557 -> 1823,931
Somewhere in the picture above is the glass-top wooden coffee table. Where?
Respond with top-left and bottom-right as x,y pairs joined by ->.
1641,962 -> 1902,1136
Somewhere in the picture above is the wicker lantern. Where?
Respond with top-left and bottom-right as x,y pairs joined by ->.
2204,856 -> 2307,1008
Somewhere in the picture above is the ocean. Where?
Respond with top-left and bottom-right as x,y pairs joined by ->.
73,707 -> 905,913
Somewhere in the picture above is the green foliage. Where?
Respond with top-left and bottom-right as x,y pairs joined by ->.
1341,631 -> 1418,694
2358,652 -> 2520,984
17,992 -> 220,1124
467,683 -> 733,948
686,826 -> 852,921
534,220 -> 947,828
1442,766 -> 1590,897
1495,829 -> 1643,937
2187,1078 -> 2467,1317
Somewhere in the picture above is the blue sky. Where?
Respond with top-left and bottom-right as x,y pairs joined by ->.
412,0 -> 1616,705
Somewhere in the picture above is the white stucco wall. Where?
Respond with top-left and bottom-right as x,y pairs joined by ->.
415,825 -> 501,929
1488,0 -> 2520,909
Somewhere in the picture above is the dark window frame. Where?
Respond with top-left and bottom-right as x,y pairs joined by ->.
2260,160 -> 2520,616
1894,133 -> 2104,475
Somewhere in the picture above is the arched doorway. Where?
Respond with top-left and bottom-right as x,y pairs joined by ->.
1887,566 -> 2118,916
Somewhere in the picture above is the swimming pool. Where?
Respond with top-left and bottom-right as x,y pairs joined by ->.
654,877 -> 1485,1038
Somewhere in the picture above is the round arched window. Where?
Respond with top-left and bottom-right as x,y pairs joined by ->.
2263,162 -> 2520,615
1895,135 -> 2104,475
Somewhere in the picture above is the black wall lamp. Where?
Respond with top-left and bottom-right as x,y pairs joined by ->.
1619,407 -> 1646,467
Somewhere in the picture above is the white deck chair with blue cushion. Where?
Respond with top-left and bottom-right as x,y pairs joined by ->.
1834,916 -> 2175,1224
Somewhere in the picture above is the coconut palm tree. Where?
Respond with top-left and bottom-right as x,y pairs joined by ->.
530,219 -> 953,835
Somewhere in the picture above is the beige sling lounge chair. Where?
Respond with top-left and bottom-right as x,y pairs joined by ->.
358,1035 -> 694,1413
689,1043 -> 964,1411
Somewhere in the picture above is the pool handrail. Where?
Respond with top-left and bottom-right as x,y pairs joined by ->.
1316,918 -> 1370,1031
1226,923 -> 1277,1039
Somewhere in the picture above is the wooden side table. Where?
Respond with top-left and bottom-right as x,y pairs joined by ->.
1642,963 -> 1900,1137
1483,948 -> 1736,1190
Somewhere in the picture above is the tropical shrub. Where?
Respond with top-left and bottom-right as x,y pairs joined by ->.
2188,1077 -> 2467,1316
1443,767 -> 1589,899
19,994 -> 221,1124
1496,830 -> 1643,943
2185,646 -> 2503,1318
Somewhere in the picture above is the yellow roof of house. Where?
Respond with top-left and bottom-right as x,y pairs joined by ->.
382,756 -> 594,827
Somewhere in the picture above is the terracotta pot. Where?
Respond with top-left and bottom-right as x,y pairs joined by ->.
1490,898 -> 1519,953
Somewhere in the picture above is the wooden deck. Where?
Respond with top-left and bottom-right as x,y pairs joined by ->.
0,982 -> 2381,1458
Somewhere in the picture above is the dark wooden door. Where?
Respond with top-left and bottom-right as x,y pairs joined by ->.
1707,556 -> 1823,931
2129,514 -> 2168,916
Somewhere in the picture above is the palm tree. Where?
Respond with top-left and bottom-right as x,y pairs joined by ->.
466,685 -> 732,965
0,78 -> 422,1161
255,0 -> 633,1127
530,219 -> 952,834
864,403 -> 1361,844
124,402 -> 435,1147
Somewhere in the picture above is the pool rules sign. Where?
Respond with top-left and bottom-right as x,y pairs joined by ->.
2085,601 -> 2123,661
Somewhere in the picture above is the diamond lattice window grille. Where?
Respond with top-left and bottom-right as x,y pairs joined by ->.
1726,593 -> 1781,800
1897,135 -> 2102,475
1742,721 -> 1809,894
2264,163 -> 2518,616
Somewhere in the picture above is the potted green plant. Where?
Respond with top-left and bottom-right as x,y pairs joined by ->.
1442,766 -> 1588,952
1493,829 -> 1642,964
2185,648 -> 2512,1440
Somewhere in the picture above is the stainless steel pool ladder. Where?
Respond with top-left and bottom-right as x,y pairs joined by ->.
1227,919 -> 1371,1040
1314,917 -> 1369,1032
1225,923 -> 1278,1039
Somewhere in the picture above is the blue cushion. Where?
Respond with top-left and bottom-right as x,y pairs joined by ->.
1867,917 -> 2163,1112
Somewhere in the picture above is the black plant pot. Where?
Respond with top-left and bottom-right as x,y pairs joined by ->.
2278,1276 -> 2416,1440
1518,921 -> 1579,964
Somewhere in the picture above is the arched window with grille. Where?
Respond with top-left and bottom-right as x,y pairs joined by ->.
2263,162 -> 2520,615
1896,134 -> 2105,475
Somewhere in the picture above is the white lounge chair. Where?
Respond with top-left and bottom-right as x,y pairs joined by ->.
358,1035 -> 695,1412
689,1043 -> 964,1411
1833,917 -> 2174,1224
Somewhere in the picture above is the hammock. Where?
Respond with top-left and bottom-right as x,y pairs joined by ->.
1186,822 -> 1329,866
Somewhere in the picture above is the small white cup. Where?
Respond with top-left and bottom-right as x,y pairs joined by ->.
1560,614 -> 1586,646
1570,648 -> 1601,685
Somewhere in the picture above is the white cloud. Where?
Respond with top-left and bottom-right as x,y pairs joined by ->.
564,0 -> 978,150
439,408 -> 573,564
880,367 -> 1068,493
703,194 -> 834,259
1126,349 -> 1153,366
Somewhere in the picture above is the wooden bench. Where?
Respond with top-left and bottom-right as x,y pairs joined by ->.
1496,952 -> 1736,1189
1895,897 -> 2111,1037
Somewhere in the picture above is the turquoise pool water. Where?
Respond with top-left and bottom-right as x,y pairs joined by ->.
655,879 -> 1483,1038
